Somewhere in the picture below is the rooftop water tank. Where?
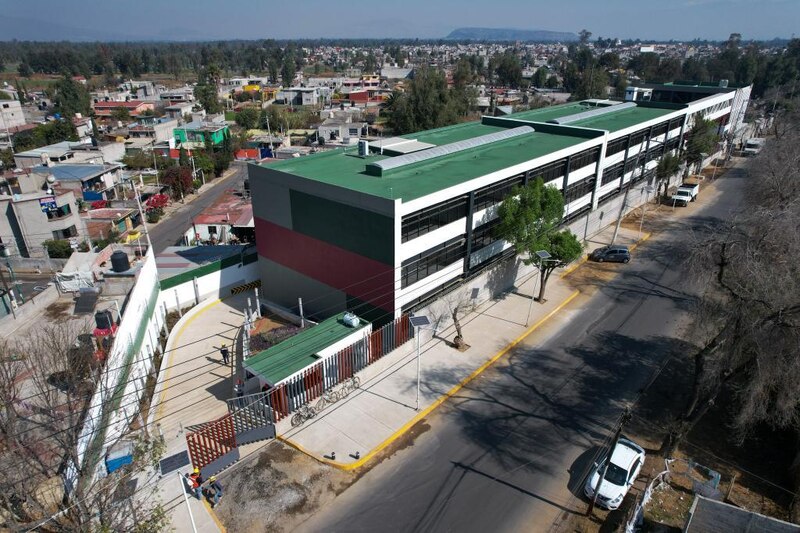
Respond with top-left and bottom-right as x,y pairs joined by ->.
342,312 -> 360,328
110,250 -> 130,273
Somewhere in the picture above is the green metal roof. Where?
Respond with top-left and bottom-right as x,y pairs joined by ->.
265,130 -> 585,201
244,313 -> 368,385
262,101 -> 678,202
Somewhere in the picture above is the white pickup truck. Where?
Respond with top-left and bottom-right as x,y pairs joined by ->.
743,137 -> 765,156
671,183 -> 699,206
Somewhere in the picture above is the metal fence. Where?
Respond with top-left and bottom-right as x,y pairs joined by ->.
267,314 -> 413,422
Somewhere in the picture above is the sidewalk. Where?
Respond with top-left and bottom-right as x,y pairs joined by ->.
151,292 -> 252,533
277,223 -> 650,469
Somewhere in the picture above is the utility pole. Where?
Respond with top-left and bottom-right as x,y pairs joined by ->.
588,408 -> 632,515
0,264 -> 16,319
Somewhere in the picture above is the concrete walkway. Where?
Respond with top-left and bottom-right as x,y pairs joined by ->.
278,223 -> 650,469
151,292 -> 253,533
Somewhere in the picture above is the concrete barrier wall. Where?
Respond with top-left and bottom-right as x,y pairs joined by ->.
4,256 -> 68,273
0,285 -> 60,339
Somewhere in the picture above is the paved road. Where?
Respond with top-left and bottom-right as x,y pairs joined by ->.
298,167 -> 747,533
146,162 -> 248,254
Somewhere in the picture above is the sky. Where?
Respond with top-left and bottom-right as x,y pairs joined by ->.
0,0 -> 796,42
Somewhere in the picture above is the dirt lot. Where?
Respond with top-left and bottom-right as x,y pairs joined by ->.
213,440 -> 351,533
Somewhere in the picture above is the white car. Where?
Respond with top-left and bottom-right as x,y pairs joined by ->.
584,438 -> 645,510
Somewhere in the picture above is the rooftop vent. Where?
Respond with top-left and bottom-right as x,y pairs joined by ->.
366,126 -> 534,177
547,102 -> 637,125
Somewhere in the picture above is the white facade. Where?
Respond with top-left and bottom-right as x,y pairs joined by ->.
0,99 -> 25,129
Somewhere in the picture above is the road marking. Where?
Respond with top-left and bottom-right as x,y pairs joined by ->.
281,289 -> 581,471
203,498 -> 227,532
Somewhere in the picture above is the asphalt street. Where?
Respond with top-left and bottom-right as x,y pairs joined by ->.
297,166 -> 748,533
146,161 -> 248,254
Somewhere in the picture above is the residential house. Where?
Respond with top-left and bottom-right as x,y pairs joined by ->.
93,101 -> 155,118
159,86 -> 195,103
318,114 -> 367,144
173,120 -> 230,149
127,117 -> 178,144
31,163 -> 123,202
1,99 -> 25,130
183,189 -> 253,245
81,207 -> 140,242
164,102 -> 195,121
14,141 -> 125,169
276,87 -> 330,106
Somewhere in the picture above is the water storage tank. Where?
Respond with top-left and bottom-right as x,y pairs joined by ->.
342,312 -> 360,328
358,139 -> 369,157
110,250 -> 130,273
95,309 -> 114,330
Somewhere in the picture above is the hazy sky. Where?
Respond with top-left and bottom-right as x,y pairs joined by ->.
1,0 -> 797,41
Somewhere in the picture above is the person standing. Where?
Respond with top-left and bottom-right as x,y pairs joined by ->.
219,343 -> 230,365
208,476 -> 223,507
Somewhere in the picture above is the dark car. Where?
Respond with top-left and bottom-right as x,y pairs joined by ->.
590,245 -> 631,263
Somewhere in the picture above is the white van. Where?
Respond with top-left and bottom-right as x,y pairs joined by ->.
743,138 -> 765,156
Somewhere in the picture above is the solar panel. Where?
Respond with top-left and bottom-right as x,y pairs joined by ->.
367,126 -> 535,176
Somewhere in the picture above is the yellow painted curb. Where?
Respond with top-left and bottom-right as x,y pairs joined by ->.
155,298 -> 222,421
629,232 -> 652,251
203,498 -> 227,532
281,289 -> 581,471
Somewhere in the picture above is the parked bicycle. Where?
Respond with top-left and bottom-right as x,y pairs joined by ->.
315,388 -> 341,412
290,403 -> 317,427
339,376 -> 361,399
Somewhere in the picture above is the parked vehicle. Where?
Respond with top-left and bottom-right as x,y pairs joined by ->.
590,245 -> 631,264
743,137 -> 765,156
584,438 -> 646,510
671,183 -> 699,206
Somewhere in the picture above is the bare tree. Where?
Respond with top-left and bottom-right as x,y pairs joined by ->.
662,118 -> 800,460
0,323 -> 168,532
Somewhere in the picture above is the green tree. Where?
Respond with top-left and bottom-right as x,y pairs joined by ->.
52,75 -> 91,117
579,29 -> 593,45
43,239 -> 74,259
655,153 -> 681,198
281,54 -> 296,86
494,52 -> 523,88
532,67 -> 549,88
545,75 -> 560,89
17,62 -> 32,77
194,84 -> 221,114
495,178 -> 583,302
111,106 -> 131,122
235,107 -> 259,129
178,146 -> 190,167
385,67 -> 461,134
0,148 -> 14,169
160,165 -> 194,200
684,117 -> 719,168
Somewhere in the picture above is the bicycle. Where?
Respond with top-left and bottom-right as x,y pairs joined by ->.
338,376 -> 361,399
315,388 -> 341,412
290,403 -> 317,427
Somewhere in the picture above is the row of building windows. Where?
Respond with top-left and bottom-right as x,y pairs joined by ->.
401,236 -> 467,288
470,218 -> 501,252
570,147 -> 601,171
473,174 -> 524,212
531,158 -> 568,184
564,175 -> 596,204
401,195 -> 468,242
602,162 -> 624,185
606,136 -> 629,157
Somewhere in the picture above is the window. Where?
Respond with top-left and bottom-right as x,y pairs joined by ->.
570,147 -> 601,170
46,204 -> 72,220
473,174 -> 524,212
629,129 -> 649,148
564,175 -> 595,204
602,162 -> 624,186
401,236 -> 466,288
401,196 -> 468,242
470,219 -> 501,252
207,225 -> 217,235
529,159 -> 567,184
52,225 -> 78,240
651,121 -> 669,137
669,117 -> 683,131
606,136 -> 629,157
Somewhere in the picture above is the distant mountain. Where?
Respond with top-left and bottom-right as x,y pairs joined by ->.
446,27 -> 578,42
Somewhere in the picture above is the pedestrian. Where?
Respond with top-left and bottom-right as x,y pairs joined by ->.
186,468 -> 202,499
219,343 -> 229,365
234,379 -> 244,408
207,475 -> 223,507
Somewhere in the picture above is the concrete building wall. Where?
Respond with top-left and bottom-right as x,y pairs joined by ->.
0,100 -> 25,129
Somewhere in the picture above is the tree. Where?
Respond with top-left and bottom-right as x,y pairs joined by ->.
111,106 -> 131,122
0,323 -> 168,531
0,148 -> 13,169
579,29 -> 593,45
532,67 -> 549,88
495,178 -> 583,302
655,153 -> 681,199
17,62 -> 32,77
494,52 -> 523,88
42,239 -> 74,258
52,75 -> 91,118
684,117 -> 719,169
235,107 -> 259,130
281,54 -> 296,86
160,165 -> 193,200
194,83 -> 221,114
545,75 -> 560,89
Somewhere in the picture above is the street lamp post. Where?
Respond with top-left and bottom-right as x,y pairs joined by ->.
526,250 -> 551,326
409,315 -> 431,411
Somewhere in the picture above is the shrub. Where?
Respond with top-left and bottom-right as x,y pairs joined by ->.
249,325 -> 303,353
43,239 -> 73,258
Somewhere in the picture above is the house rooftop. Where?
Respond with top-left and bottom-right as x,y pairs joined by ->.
192,190 -> 253,227
176,120 -> 228,132
244,313 -> 369,385
155,245 -> 255,283
35,163 -> 121,182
